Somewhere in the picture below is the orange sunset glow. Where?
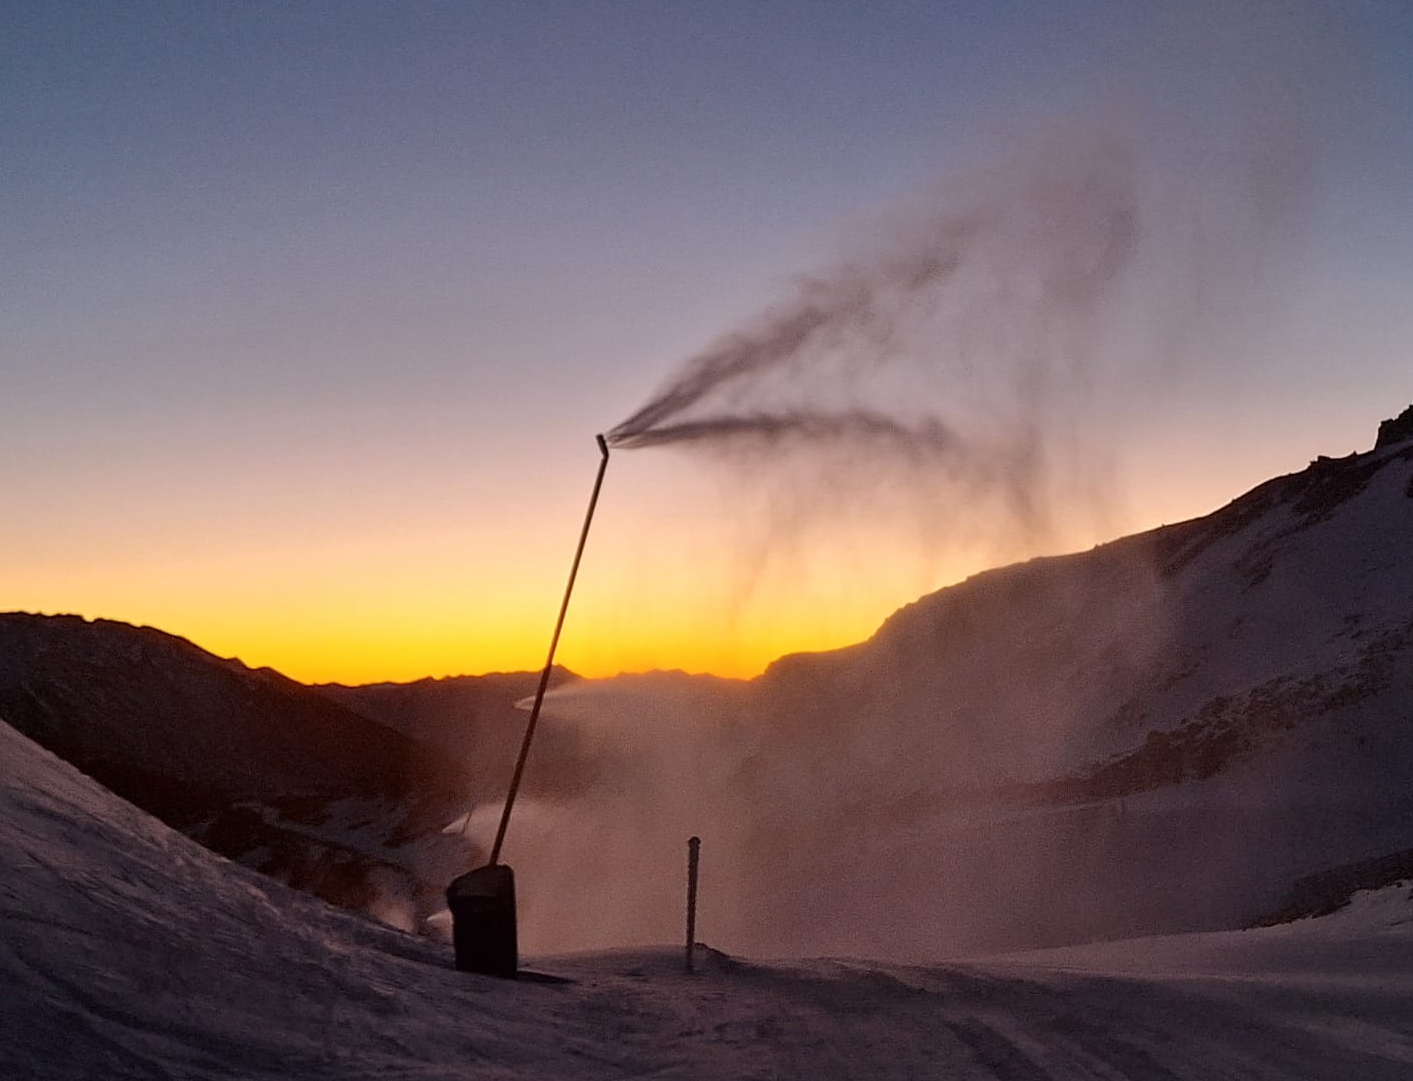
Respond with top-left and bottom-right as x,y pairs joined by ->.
5,2 -> 1411,688
7,416 -> 1339,686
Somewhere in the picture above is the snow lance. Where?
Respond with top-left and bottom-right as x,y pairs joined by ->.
447,433 -> 610,977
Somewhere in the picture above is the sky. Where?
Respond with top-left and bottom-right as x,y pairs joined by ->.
4,0 -> 1411,684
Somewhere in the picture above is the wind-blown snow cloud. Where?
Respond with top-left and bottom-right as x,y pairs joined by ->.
608,140 -> 1140,549
610,141 -> 1138,455
607,0 -> 1335,567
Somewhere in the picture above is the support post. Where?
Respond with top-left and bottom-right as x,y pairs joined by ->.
472,433 -> 610,862
449,434 -> 608,979
685,835 -> 701,974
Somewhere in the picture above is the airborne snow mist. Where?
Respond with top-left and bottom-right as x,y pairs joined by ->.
610,140 -> 1138,461
556,0 -> 1360,962
609,139 -> 1141,545
608,1 -> 1333,559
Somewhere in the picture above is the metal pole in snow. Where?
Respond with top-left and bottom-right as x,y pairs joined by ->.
686,836 -> 701,974
474,434 -> 610,861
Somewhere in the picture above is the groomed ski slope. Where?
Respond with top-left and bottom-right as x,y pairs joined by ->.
4,718 -> 1412,1080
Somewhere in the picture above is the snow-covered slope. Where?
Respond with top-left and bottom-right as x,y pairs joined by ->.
0,615 -> 478,926
756,426 -> 1413,793
6,714 -> 1413,1081
503,414 -> 1413,959
5,412 -> 1411,968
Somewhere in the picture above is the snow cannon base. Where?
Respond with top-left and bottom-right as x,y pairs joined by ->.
447,864 -> 518,977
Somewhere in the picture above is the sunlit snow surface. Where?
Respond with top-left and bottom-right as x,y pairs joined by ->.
4,718 -> 1413,1080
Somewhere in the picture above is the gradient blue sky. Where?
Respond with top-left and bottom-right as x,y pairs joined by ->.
5,0 -> 1411,681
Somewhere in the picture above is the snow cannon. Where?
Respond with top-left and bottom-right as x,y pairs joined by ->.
447,864 -> 517,977
449,434 -> 610,977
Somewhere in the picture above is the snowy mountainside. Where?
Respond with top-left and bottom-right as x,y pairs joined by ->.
506,412 -> 1413,959
0,614 -> 477,925
5,714 -> 1413,1081
759,428 -> 1413,793
317,668 -> 594,806
3,410 -> 1410,965
318,669 -> 571,752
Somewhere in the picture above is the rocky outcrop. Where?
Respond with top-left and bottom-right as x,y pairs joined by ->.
1375,403 -> 1413,449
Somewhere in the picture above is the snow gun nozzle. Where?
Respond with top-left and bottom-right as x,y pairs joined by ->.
596,433 -> 609,458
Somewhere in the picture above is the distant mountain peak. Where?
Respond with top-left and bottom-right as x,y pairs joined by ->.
1375,403 -> 1413,450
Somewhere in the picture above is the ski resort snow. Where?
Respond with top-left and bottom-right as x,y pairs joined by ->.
5,712 -> 1413,1079
4,411 -> 1413,1077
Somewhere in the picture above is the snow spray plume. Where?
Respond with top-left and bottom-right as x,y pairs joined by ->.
516,0 -> 1345,963
614,409 -> 960,457
608,148 -> 1137,467
606,240 -> 970,449
606,142 -> 1143,553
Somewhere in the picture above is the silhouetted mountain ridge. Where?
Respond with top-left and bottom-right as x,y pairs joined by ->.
0,614 -> 484,919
